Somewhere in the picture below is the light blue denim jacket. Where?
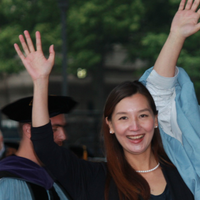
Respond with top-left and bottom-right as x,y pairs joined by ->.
140,67 -> 200,200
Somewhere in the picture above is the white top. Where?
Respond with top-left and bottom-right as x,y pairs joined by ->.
146,68 -> 183,143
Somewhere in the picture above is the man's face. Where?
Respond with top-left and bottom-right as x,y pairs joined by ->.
50,114 -> 67,146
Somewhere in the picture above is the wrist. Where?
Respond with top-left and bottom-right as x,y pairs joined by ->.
168,31 -> 186,44
33,77 -> 49,89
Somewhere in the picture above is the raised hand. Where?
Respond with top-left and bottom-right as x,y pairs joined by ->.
171,0 -> 200,38
153,0 -> 200,77
14,30 -> 55,81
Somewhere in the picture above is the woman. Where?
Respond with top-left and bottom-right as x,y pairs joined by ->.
13,0 -> 198,199
102,80 -> 192,199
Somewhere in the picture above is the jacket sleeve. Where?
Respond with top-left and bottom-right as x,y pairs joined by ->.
139,67 -> 200,199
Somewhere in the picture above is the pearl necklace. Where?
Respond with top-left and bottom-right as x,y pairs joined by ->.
136,162 -> 160,173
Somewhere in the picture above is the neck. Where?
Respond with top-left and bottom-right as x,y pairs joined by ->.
15,138 -> 42,166
125,148 -> 157,172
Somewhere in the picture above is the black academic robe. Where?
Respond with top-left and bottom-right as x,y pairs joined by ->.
31,122 -> 194,200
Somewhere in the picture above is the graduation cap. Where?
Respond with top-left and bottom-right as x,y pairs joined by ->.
1,95 -> 77,123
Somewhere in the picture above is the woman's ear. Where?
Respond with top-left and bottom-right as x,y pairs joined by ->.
22,123 -> 31,138
155,115 -> 158,128
106,117 -> 114,134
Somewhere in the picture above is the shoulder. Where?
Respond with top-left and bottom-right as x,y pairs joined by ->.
161,160 -> 182,180
0,177 -> 29,188
0,178 -> 32,199
161,163 -> 194,199
160,159 -> 187,189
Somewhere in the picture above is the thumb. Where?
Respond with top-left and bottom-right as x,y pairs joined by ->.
195,23 -> 200,33
48,44 -> 55,64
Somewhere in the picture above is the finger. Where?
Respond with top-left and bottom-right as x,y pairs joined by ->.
191,0 -> 200,11
48,44 -> 55,64
185,0 -> 193,10
19,34 -> 30,56
35,31 -> 43,52
179,0 -> 187,10
197,7 -> 200,15
24,30 -> 35,52
194,22 -> 200,33
14,43 -> 26,61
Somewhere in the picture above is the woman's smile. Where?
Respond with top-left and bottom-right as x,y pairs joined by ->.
126,134 -> 145,144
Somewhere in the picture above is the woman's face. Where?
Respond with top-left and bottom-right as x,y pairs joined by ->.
106,93 -> 158,158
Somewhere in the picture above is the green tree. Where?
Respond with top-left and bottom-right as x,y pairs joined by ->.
1,0 -> 200,104
67,0 -> 146,109
0,0 -> 61,74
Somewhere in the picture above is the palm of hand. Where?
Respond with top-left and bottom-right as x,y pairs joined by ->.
171,9 -> 200,38
23,50 -> 53,81
14,31 -> 55,81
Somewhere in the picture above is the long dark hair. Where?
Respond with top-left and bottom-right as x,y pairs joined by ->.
103,80 -> 168,200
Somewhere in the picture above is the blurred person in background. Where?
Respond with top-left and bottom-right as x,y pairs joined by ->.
1,95 -> 76,147
0,96 -> 76,200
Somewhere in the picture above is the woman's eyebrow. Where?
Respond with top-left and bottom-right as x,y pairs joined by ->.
115,108 -> 151,115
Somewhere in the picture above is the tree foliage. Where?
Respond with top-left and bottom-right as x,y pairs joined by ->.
1,0 -> 200,99
0,0 -> 61,74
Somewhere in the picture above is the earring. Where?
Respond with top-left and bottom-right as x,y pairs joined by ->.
109,130 -> 112,134
155,126 -> 158,128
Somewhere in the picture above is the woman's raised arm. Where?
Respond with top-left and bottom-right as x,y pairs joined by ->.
14,30 -> 55,127
154,0 -> 200,77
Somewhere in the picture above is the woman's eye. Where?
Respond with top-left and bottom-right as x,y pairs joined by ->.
119,116 -> 127,120
140,114 -> 148,118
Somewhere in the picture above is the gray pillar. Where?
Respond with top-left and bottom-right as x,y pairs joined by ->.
57,0 -> 68,96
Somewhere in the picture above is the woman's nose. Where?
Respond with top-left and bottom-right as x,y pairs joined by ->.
128,119 -> 140,131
